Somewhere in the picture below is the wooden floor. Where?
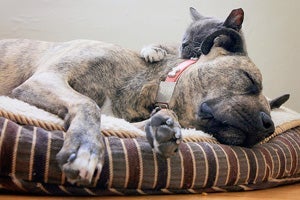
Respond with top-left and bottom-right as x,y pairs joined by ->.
0,183 -> 299,200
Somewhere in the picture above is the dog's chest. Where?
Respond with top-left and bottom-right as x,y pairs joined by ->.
100,97 -> 115,117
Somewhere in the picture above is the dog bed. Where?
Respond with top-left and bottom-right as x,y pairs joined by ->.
0,102 -> 299,196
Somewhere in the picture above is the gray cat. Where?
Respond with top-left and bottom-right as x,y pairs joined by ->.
181,7 -> 246,58
141,7 -> 246,61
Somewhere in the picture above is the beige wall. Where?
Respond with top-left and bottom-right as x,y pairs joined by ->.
0,0 -> 299,111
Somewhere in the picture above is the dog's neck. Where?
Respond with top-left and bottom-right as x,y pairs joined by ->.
155,59 -> 197,108
112,56 -> 191,122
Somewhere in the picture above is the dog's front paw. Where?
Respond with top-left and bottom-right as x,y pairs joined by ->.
145,108 -> 182,157
140,46 -> 167,63
56,132 -> 105,185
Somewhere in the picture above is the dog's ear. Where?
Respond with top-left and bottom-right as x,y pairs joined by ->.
223,8 -> 244,31
269,94 -> 290,109
200,28 -> 244,55
190,7 -> 204,21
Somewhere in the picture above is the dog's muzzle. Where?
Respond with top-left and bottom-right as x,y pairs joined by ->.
198,102 -> 275,147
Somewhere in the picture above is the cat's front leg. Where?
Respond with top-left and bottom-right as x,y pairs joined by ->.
140,45 -> 167,63
140,44 -> 179,63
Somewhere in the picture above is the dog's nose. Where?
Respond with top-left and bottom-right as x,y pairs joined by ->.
260,112 -> 275,134
199,102 -> 214,119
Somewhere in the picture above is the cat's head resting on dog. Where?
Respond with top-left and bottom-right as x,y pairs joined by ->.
181,7 -> 246,59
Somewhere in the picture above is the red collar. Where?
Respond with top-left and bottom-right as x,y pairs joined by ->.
165,59 -> 197,82
155,59 -> 197,108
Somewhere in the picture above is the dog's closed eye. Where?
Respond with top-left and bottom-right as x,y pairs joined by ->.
243,71 -> 261,95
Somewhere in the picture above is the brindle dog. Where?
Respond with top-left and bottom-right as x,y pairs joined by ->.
0,8 -> 288,185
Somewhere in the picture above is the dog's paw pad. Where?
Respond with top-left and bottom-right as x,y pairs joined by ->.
145,109 -> 182,157
56,140 -> 104,185
140,46 -> 167,63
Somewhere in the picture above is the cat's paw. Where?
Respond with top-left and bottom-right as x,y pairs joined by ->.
140,46 -> 167,63
145,108 -> 182,157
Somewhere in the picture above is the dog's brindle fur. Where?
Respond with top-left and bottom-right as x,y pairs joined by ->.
0,39 -> 184,184
0,8 -> 287,185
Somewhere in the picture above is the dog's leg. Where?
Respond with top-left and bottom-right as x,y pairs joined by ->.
11,72 -> 104,185
144,108 -> 182,157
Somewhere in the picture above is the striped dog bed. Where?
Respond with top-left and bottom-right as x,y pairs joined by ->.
0,102 -> 299,195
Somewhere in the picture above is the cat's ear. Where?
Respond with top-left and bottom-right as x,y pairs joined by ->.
190,7 -> 204,21
223,8 -> 244,30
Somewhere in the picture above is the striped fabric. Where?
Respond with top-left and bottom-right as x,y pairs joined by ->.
0,116 -> 299,195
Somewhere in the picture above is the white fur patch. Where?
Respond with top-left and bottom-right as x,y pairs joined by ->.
100,97 -> 114,117
140,46 -> 167,63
